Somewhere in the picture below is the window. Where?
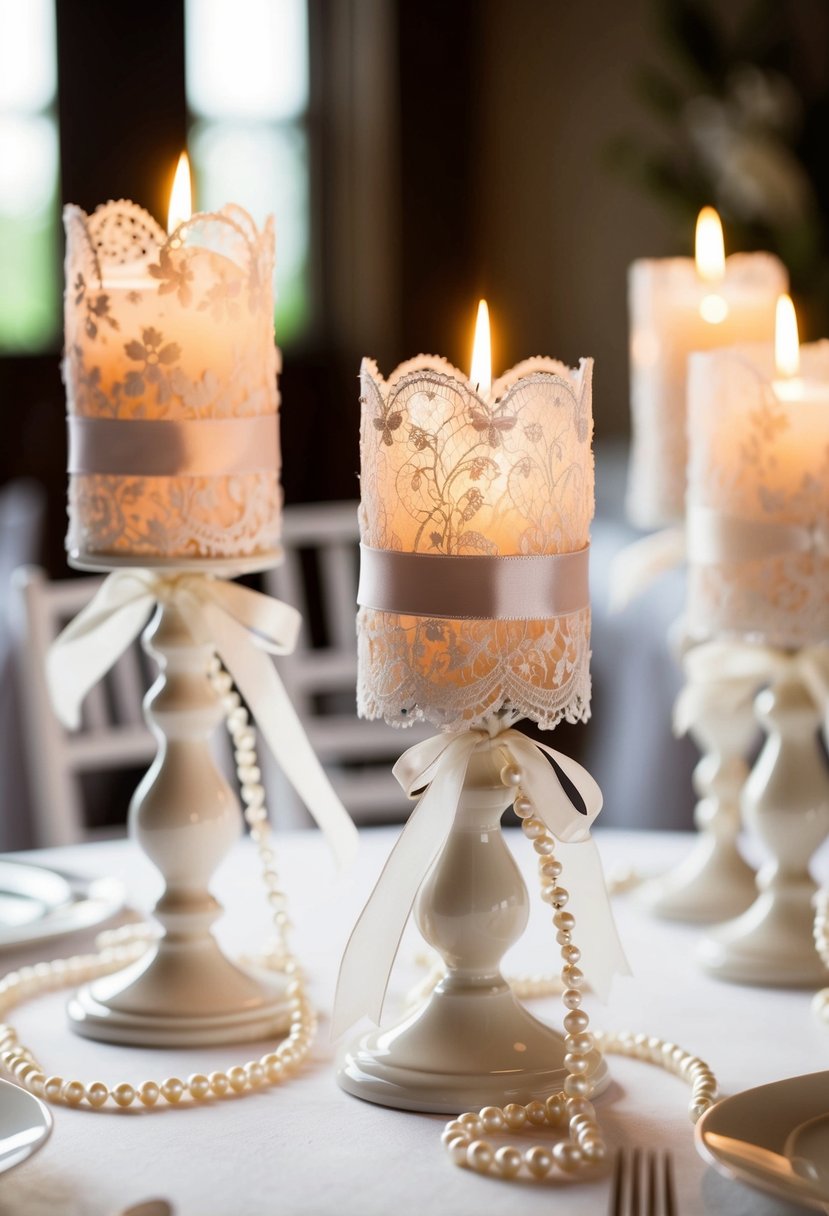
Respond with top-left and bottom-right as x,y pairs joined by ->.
185,0 -> 312,346
0,0 -> 60,353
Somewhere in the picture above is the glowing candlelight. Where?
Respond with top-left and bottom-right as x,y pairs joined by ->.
696,207 -> 728,324
167,151 -> 192,235
470,298 -> 492,397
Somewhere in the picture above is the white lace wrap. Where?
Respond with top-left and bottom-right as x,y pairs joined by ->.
627,252 -> 786,529
357,355 -> 594,731
63,200 -> 281,561
687,341 -> 829,647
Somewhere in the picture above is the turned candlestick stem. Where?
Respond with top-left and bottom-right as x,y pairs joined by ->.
68,597 -> 292,1046
698,672 -> 829,986
337,740 -> 608,1113
639,668 -> 757,922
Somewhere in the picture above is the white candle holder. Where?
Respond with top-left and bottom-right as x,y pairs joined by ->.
337,349 -> 625,1112
638,662 -> 757,923
698,666 -> 829,986
66,556 -> 294,1047
337,744 -> 609,1112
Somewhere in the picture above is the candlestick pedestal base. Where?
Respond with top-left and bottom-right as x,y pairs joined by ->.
337,747 -> 608,1113
698,673 -> 829,987
338,977 -> 607,1115
67,593 -> 292,1047
638,668 -> 757,923
68,955 -> 291,1049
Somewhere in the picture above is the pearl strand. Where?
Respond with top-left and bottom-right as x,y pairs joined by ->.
442,751 -> 719,1180
0,659 -> 316,1111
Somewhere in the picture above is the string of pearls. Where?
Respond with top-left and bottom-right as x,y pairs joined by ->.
812,887 -> 829,1026
0,658 -> 316,1111
441,750 -> 719,1181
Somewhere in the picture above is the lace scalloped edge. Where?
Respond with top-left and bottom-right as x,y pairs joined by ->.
361,354 -> 592,404
356,674 -> 592,734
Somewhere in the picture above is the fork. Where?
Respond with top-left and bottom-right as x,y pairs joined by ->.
609,1147 -> 678,1216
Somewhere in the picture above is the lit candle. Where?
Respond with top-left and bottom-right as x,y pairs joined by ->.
686,296 -> 829,646
769,293 -> 829,406
357,301 -> 594,729
627,207 -> 787,529
63,154 -> 280,563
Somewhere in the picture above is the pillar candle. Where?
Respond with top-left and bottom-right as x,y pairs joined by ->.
627,211 -> 786,530
686,335 -> 829,647
63,194 -> 280,563
356,313 -> 594,730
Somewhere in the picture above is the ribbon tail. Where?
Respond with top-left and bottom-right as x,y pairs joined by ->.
204,579 -> 301,655
331,735 -> 478,1039
608,527 -> 686,613
46,576 -> 156,729
508,735 -> 603,839
502,733 -> 629,999
199,599 -> 359,872
556,837 -> 631,1001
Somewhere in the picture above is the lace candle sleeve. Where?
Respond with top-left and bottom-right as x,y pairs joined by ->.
356,354 -> 595,731
686,341 -> 829,647
63,201 -> 281,562
627,252 -> 787,530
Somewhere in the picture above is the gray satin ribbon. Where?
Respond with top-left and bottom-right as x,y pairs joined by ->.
687,505 -> 828,565
68,415 -> 279,477
357,544 -> 590,620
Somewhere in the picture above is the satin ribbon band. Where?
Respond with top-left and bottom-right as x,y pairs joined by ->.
331,726 -> 630,1039
357,544 -> 590,620
611,507 -> 828,613
687,506 -> 829,567
46,570 -> 358,870
67,415 -> 280,477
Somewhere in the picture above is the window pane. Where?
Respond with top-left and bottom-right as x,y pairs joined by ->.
0,0 -> 56,113
190,119 -> 310,345
185,0 -> 308,121
0,116 -> 59,352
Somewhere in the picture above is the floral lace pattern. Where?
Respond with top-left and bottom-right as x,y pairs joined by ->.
687,341 -> 829,647
357,355 -> 594,730
627,253 -> 786,530
64,201 -> 280,560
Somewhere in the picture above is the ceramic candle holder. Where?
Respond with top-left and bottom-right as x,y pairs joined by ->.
336,352 -> 626,1111
60,200 -> 296,1045
686,343 -> 829,984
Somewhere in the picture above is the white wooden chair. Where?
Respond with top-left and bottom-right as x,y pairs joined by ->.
12,501 -> 430,845
11,566 -> 156,846
263,501 -> 432,827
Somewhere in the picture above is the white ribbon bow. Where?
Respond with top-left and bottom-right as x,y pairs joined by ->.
332,726 -> 630,1039
673,639 -> 829,741
47,569 -> 359,869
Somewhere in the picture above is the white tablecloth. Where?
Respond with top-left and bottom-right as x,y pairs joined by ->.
1,828 -> 826,1216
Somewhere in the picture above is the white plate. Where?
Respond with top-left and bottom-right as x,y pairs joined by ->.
696,1070 -> 829,1212
0,1078 -> 52,1175
0,859 -> 123,950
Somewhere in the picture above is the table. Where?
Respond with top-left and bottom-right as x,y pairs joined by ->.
1,828 -> 826,1216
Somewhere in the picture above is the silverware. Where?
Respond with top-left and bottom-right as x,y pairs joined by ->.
609,1147 -> 677,1216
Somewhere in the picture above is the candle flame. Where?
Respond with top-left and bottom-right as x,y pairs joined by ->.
167,151 -> 192,235
470,299 -> 491,396
695,206 -> 725,284
775,293 -> 800,379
